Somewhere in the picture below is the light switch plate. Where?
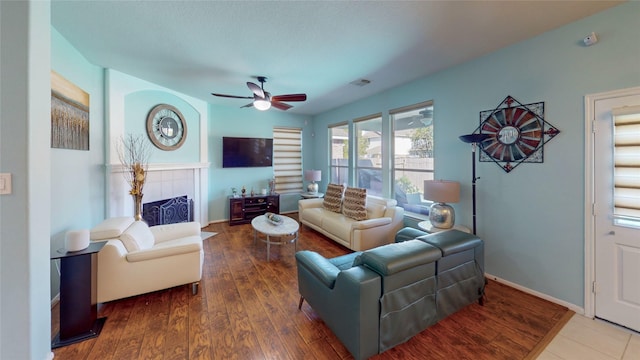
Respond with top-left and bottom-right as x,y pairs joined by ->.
0,173 -> 12,195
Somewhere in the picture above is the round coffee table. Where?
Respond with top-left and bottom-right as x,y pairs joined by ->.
251,214 -> 299,261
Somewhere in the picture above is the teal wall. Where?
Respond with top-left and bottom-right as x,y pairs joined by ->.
50,29 -> 313,227
208,104 -> 312,220
311,2 -> 640,307
0,2 -> 630,357
50,28 -> 106,299
45,0 -> 638,314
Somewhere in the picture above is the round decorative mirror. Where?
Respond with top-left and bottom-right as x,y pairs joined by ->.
146,104 -> 187,151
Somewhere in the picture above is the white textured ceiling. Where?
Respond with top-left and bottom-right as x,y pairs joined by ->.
51,1 -> 622,115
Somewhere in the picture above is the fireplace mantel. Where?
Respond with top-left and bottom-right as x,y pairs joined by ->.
108,162 -> 210,173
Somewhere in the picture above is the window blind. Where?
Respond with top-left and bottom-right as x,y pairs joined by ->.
613,105 -> 640,221
273,127 -> 303,194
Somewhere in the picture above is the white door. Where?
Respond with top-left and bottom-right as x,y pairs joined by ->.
593,90 -> 640,332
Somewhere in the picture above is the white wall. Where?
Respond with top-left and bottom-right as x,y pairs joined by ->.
0,1 -> 52,359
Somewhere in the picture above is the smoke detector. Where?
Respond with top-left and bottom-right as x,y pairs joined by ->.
583,32 -> 598,46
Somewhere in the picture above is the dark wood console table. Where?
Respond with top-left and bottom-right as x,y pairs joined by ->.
51,241 -> 106,348
229,194 -> 280,225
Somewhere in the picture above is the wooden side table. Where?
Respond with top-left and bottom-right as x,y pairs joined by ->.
229,194 -> 280,226
417,220 -> 471,234
51,241 -> 106,348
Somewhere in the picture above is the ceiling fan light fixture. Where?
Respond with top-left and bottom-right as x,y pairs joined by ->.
254,99 -> 271,111
212,77 -> 305,111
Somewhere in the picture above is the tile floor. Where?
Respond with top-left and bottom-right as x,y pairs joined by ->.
537,313 -> 640,359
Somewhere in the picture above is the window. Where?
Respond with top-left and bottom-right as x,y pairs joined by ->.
613,106 -> 640,228
329,123 -> 349,185
325,101 -> 434,218
273,127 -> 302,194
391,101 -> 434,216
354,114 -> 383,196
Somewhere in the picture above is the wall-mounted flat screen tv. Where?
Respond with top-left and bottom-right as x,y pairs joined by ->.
222,136 -> 273,168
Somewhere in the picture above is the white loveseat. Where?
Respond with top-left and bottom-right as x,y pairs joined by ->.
298,195 -> 404,251
90,216 -> 204,303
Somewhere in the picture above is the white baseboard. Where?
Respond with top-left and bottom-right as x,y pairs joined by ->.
51,293 -> 60,308
485,273 -> 584,315
207,219 -> 227,225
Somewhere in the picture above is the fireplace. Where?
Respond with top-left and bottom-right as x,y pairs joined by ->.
108,163 -> 208,224
142,195 -> 194,226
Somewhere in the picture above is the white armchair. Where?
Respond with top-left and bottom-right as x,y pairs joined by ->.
90,217 -> 204,303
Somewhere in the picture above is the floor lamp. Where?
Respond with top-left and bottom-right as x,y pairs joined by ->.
459,133 -> 490,235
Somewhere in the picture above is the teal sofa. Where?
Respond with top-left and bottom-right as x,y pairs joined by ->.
295,228 -> 485,359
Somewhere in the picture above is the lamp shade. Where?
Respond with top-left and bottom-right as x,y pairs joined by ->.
423,180 -> 460,203
304,170 -> 322,182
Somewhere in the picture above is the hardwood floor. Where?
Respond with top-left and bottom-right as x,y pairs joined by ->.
52,215 -> 571,359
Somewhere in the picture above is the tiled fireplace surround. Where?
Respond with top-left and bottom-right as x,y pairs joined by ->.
108,163 -> 208,225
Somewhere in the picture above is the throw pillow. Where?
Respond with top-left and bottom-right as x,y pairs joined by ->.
119,220 -> 155,252
342,187 -> 367,221
323,183 -> 344,213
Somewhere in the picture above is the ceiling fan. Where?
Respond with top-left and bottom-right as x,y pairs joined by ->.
211,76 -> 307,111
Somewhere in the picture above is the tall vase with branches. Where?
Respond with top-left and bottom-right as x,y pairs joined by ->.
117,134 -> 152,221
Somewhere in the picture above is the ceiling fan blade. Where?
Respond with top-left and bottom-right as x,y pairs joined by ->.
240,102 -> 254,108
211,93 -> 253,99
246,82 -> 265,98
271,101 -> 292,111
271,94 -> 307,102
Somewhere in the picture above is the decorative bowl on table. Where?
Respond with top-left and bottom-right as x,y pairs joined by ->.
265,212 -> 283,226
